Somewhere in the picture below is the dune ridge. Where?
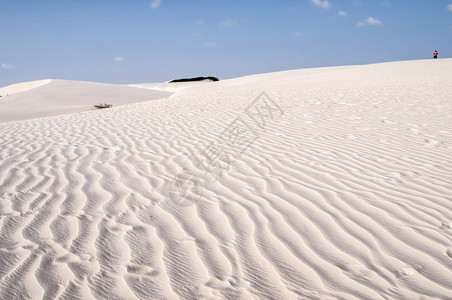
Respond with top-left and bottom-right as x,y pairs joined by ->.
0,59 -> 451,299
0,79 -> 52,96
0,80 -> 173,123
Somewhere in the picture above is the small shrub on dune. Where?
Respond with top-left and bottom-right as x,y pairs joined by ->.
94,103 -> 113,109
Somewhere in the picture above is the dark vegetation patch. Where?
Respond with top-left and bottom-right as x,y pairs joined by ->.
94,103 -> 113,109
169,76 -> 219,83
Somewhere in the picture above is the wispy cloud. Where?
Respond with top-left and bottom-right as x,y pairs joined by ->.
113,57 -> 124,62
447,4 -> 452,12
382,1 -> 391,8
1,63 -> 16,70
294,32 -> 303,38
220,19 -> 238,27
367,17 -> 383,26
204,41 -> 217,47
311,0 -> 330,9
337,11 -> 347,17
150,0 -> 161,9
357,17 -> 383,27
195,19 -> 204,25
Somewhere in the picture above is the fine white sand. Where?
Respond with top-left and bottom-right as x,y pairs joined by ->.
0,59 -> 451,299
0,80 -> 173,123
0,79 -> 52,96
129,81 -> 216,94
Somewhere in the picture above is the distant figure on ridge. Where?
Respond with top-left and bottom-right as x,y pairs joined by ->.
433,50 -> 438,59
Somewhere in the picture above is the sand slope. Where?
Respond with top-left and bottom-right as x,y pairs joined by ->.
0,59 -> 451,299
0,80 -> 173,123
0,79 -> 52,96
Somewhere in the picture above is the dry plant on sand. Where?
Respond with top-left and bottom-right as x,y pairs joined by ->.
94,103 -> 113,109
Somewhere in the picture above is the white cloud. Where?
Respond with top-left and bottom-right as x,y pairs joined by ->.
367,17 -> 383,25
113,57 -> 124,62
382,1 -> 391,8
220,19 -> 238,27
1,63 -> 16,70
337,11 -> 347,16
195,19 -> 204,25
150,0 -> 161,9
357,17 -> 383,27
447,4 -> 452,12
311,0 -> 330,9
204,41 -> 217,47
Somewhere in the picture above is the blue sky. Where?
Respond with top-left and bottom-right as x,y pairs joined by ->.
1,0 -> 452,87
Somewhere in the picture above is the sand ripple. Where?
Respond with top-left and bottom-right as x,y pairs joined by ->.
1,60 -> 452,299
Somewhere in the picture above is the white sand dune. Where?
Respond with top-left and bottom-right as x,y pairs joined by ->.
0,79 -> 52,96
129,81 -> 216,94
0,59 -> 451,299
0,80 -> 173,123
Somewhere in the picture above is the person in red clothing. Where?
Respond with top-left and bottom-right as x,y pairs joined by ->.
433,50 -> 438,59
